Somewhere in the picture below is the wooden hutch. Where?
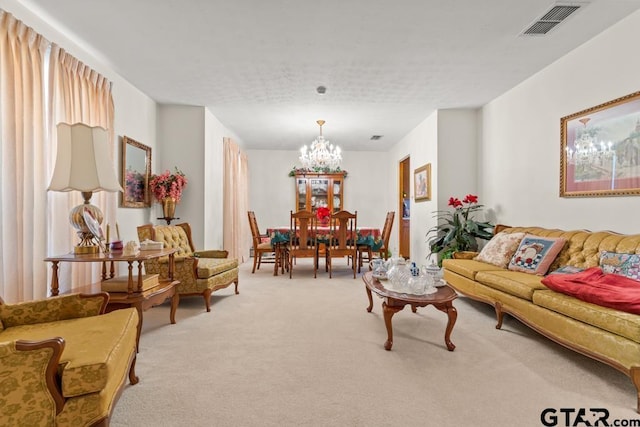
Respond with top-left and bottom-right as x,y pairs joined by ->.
294,172 -> 346,217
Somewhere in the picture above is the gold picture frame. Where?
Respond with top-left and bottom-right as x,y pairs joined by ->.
121,136 -> 152,208
414,163 -> 431,202
560,90 -> 640,197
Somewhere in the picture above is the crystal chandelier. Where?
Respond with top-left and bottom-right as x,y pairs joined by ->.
566,117 -> 618,188
299,120 -> 342,171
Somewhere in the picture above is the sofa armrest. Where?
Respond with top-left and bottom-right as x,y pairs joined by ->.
452,251 -> 479,260
0,337 -> 66,420
0,293 -> 108,329
194,250 -> 228,258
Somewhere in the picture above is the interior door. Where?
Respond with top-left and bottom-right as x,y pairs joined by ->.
399,156 -> 410,259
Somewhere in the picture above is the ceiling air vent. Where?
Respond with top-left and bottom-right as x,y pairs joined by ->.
521,3 -> 582,36
370,135 -> 383,141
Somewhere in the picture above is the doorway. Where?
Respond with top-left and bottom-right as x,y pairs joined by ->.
398,156 -> 410,259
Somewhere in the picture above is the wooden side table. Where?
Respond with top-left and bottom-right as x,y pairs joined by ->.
45,249 -> 180,349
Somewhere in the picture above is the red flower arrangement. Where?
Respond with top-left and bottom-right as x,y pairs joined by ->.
316,207 -> 330,221
427,193 -> 493,265
149,167 -> 188,203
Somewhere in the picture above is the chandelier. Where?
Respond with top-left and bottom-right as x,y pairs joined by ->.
566,117 -> 617,187
299,120 -> 342,171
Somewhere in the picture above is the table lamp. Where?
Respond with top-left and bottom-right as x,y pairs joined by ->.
48,122 -> 123,254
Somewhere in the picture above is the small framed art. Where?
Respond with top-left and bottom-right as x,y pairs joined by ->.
414,163 -> 431,202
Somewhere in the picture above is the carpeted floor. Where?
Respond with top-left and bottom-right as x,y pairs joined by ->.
111,259 -> 639,427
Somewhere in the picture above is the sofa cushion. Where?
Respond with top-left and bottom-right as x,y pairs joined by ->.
600,251 -> 640,282
442,258 -> 504,281
475,270 -> 547,301
0,308 -> 138,398
533,289 -> 640,344
0,294 -> 104,329
508,234 -> 566,275
541,267 -> 640,315
196,258 -> 239,278
474,232 -> 525,268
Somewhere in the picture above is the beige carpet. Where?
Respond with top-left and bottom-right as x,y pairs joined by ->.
111,259 -> 638,427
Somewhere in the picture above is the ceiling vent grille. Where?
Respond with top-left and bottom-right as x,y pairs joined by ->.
370,135 -> 383,140
521,4 -> 582,36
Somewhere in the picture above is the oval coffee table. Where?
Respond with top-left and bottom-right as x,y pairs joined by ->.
362,271 -> 458,351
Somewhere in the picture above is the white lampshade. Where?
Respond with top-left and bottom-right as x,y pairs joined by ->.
48,122 -> 123,193
48,122 -> 122,254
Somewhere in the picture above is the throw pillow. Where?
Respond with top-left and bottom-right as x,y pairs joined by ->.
599,251 -> 640,282
507,234 -> 566,275
474,232 -> 525,268
549,265 -> 585,275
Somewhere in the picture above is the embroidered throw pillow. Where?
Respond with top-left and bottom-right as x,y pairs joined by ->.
599,251 -> 640,282
474,232 -> 525,268
507,234 -> 566,275
549,265 -> 585,275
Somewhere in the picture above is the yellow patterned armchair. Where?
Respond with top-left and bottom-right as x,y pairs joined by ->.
137,223 -> 239,312
0,293 -> 139,426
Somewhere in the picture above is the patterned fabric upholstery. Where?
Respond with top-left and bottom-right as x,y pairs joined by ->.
0,293 -> 105,329
0,294 -> 139,426
0,340 -> 59,426
137,223 -> 239,311
1,309 -> 138,397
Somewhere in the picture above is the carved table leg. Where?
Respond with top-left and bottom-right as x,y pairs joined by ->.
382,301 -> 403,351
435,301 -> 457,351
170,291 -> 179,324
50,261 -> 60,296
365,285 -> 374,312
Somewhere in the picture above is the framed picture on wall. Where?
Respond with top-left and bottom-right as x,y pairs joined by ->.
560,90 -> 640,197
414,163 -> 431,202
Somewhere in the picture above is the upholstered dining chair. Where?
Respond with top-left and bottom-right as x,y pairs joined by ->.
288,210 -> 318,278
248,211 -> 275,273
325,210 -> 358,278
358,211 -> 395,273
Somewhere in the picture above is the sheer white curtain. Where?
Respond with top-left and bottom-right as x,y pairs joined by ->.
47,45 -> 116,291
223,138 -> 250,262
0,11 -> 49,302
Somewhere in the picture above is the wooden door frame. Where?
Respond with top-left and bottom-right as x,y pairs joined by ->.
398,155 -> 410,259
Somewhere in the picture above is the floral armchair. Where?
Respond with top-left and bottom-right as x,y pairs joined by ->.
137,223 -> 239,312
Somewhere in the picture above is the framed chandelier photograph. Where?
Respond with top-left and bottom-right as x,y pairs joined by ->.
560,90 -> 640,198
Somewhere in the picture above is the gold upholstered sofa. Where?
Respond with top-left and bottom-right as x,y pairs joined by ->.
0,293 -> 138,426
137,223 -> 239,312
442,225 -> 640,412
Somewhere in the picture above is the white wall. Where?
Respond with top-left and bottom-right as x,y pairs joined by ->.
246,149 -> 390,233
157,105 -> 206,246
203,108 -> 226,249
480,9 -> 640,234
387,111 -> 439,262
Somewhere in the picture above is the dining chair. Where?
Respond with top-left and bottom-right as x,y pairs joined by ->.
248,211 -> 276,274
325,210 -> 358,278
288,210 -> 319,278
358,211 -> 395,273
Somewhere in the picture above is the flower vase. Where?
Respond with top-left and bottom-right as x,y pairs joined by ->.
162,197 -> 176,219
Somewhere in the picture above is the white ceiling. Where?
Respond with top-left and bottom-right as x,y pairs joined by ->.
20,0 -> 640,151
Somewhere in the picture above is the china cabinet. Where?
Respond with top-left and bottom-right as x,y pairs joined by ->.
294,172 -> 345,215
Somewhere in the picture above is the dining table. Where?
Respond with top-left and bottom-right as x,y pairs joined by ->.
266,226 -> 382,276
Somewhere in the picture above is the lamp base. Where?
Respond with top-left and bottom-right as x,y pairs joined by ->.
74,245 -> 100,255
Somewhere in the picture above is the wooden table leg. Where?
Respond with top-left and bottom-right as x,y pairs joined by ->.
170,292 -> 179,324
273,245 -> 280,276
365,285 -> 374,312
435,302 -> 457,351
50,261 -> 60,296
382,301 -> 403,351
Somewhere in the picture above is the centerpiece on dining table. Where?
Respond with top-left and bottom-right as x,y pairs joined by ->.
316,206 -> 331,227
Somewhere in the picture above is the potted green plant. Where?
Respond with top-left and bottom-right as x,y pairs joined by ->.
426,194 -> 494,266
